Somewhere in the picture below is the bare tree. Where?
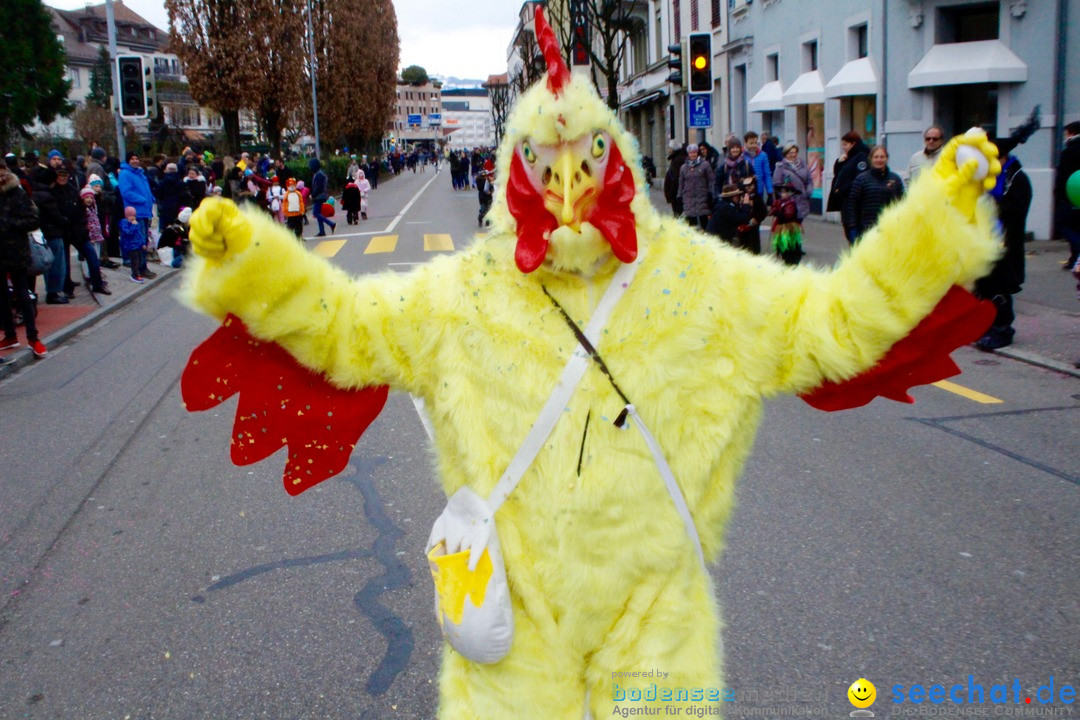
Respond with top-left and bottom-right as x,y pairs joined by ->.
542,0 -> 643,111
165,0 -> 248,152
484,74 -> 512,147
242,0 -> 307,157
308,0 -> 399,153
71,105 -> 117,150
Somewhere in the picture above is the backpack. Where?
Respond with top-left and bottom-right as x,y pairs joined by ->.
283,189 -> 304,217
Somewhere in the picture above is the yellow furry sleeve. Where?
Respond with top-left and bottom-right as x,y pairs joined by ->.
182,207 -> 439,395
726,169 -> 1002,396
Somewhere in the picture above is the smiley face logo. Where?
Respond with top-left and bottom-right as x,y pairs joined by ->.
848,678 -> 876,708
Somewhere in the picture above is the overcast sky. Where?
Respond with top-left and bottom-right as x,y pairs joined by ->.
46,0 -> 519,81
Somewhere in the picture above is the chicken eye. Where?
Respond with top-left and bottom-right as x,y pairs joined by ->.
591,133 -> 607,159
522,141 -> 537,165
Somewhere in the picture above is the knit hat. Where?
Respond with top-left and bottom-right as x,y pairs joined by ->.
244,169 -> 253,177
48,149 -> 64,160
88,174 -> 103,186
271,176 -> 279,183
79,186 -> 96,198
295,180 -> 305,189
177,207 -> 193,224
91,147 -> 107,160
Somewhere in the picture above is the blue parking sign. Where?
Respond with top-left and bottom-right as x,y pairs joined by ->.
688,94 -> 712,128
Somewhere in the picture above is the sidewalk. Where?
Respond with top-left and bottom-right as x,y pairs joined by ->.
0,252 -> 180,379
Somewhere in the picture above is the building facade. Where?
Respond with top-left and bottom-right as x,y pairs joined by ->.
391,80 -> 444,147
43,1 -> 229,146
441,88 -> 496,149
724,0 -> 1077,237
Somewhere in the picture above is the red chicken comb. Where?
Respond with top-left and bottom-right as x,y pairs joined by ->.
535,6 -> 570,96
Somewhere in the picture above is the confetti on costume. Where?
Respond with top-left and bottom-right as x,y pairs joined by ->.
180,9 -> 1002,718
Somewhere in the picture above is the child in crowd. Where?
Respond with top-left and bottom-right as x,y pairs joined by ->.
295,180 -> 310,226
356,169 -> 371,220
770,183 -> 804,266
341,176 -> 361,225
159,206 -> 192,268
267,176 -> 286,223
119,206 -> 148,283
477,168 -> 494,228
79,186 -> 112,294
283,179 -> 306,239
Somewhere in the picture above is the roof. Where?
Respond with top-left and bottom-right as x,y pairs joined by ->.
47,7 -> 100,64
49,1 -> 170,54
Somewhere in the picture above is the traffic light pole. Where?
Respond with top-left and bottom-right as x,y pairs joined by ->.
105,0 -> 126,160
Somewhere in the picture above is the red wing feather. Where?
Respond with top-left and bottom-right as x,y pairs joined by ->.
799,286 -> 996,412
181,315 -> 389,495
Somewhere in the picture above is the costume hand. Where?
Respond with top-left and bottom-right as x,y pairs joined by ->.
933,128 -> 1001,221
190,197 -> 253,261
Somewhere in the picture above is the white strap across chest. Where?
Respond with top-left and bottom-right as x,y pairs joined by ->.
486,254 -> 705,567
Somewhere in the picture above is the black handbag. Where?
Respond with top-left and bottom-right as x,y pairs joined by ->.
28,231 -> 55,276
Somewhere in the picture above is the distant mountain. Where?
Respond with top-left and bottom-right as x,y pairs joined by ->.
441,76 -> 488,89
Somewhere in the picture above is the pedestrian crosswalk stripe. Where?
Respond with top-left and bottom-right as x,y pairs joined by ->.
365,235 -> 399,254
932,380 -> 1003,404
312,239 -> 347,258
424,233 -> 454,251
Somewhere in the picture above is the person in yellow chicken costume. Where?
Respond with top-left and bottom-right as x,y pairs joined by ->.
181,10 -> 1002,719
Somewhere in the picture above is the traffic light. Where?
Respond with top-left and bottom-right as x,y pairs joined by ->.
688,33 -> 713,93
667,41 -> 685,87
116,55 -> 150,119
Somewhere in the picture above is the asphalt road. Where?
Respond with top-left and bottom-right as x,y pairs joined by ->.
0,167 -> 1076,720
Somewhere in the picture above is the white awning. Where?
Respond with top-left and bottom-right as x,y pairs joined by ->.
908,40 -> 1028,88
620,90 -> 666,111
747,80 -> 785,113
782,70 -> 825,105
825,57 -> 879,98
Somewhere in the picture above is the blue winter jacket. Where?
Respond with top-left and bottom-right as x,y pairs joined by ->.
119,218 -> 146,253
749,150 -> 773,196
118,163 -> 155,219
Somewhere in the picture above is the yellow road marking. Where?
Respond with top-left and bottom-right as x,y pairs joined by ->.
365,235 -> 398,254
312,239 -> 346,257
932,380 -> 1003,404
424,233 -> 454,251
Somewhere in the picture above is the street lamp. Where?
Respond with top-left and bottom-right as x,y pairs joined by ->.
305,0 -> 321,159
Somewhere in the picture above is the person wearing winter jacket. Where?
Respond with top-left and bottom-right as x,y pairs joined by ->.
743,132 -> 774,205
844,145 -> 904,241
54,167 -> 107,297
309,158 -> 336,236
31,167 -> 69,304
117,152 -> 154,246
705,183 -> 752,246
772,144 -> 814,221
974,138 -> 1032,350
0,163 -> 46,358
826,131 -> 871,243
663,142 -> 688,216
714,138 -> 755,203
156,163 -> 184,229
677,144 -> 715,229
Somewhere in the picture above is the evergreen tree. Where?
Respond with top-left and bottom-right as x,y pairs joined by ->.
0,0 -> 72,149
401,65 -> 429,86
87,46 -> 113,109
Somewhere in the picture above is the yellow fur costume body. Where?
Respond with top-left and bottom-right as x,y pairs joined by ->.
185,72 -> 1000,719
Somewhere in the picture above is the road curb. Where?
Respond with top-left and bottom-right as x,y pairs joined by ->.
989,346 -> 1080,379
0,271 -> 181,382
